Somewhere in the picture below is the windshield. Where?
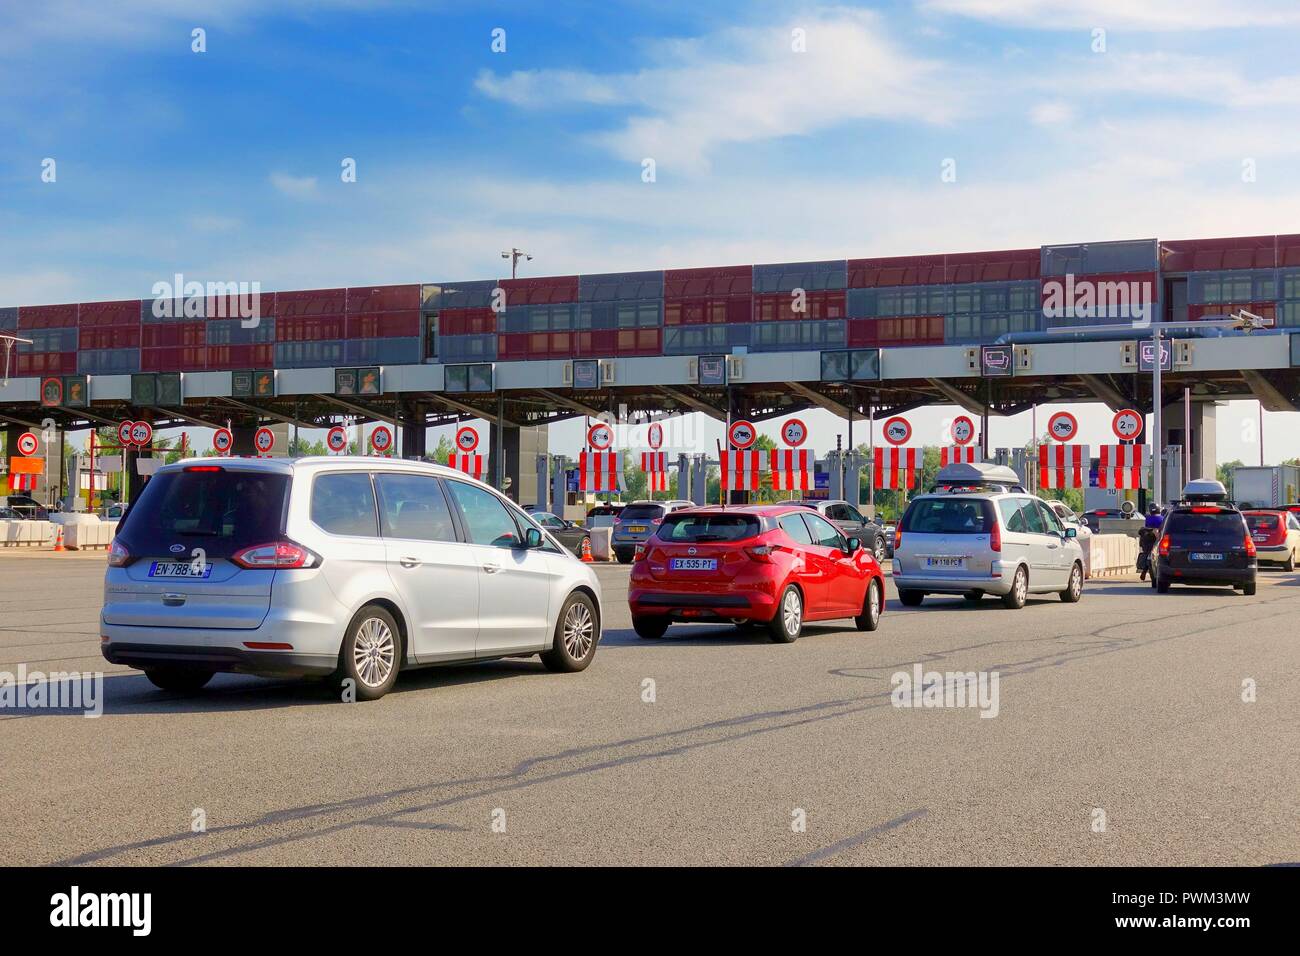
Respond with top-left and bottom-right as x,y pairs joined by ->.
1244,513 -> 1280,534
117,468 -> 290,558
659,513 -> 759,542
901,498 -> 995,535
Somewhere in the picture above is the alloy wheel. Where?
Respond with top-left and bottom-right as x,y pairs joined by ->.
353,617 -> 396,688
562,601 -> 595,659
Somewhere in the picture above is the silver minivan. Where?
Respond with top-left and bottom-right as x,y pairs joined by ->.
102,457 -> 603,700
893,489 -> 1085,609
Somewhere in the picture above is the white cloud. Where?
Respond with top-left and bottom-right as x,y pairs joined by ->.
269,172 -> 319,199
920,0 -> 1300,31
476,9 -> 960,174
1029,100 -> 1073,125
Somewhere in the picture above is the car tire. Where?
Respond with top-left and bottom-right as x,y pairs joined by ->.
873,538 -> 887,564
1059,562 -> 1084,603
855,579 -> 883,631
1155,572 -> 1171,594
962,590 -> 983,602
144,668 -> 214,693
616,551 -> 633,565
1285,551 -> 1295,572
766,585 -> 803,643
337,605 -> 401,701
1242,580 -> 1258,596
1001,566 -> 1028,609
898,589 -> 924,607
541,591 -> 600,671
633,615 -> 669,640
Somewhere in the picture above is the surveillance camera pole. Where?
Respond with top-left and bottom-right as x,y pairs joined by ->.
501,248 -> 532,280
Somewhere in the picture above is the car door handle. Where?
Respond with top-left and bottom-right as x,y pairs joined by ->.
483,563 -> 502,574
1046,544 -> 1059,550
399,557 -> 421,568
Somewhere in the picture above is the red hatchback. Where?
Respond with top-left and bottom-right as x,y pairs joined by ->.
628,505 -> 886,642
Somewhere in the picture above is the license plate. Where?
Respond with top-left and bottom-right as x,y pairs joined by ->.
1190,552 -> 1223,562
626,525 -> 647,533
149,561 -> 213,579
672,557 -> 716,571
925,556 -> 965,569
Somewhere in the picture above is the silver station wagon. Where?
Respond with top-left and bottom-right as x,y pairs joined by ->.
102,457 -> 603,700
892,463 -> 1085,609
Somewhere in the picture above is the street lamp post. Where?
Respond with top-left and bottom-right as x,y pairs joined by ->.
501,247 -> 532,280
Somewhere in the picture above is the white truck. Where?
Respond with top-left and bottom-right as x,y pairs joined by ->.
1231,465 -> 1300,509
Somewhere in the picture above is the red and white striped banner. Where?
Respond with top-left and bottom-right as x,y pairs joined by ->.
1037,444 -> 1089,489
447,453 -> 487,481
640,451 -> 668,492
1097,444 -> 1149,489
940,445 -> 978,467
580,450 -> 625,492
8,473 -> 36,492
770,449 -> 815,491
873,447 -> 920,490
720,450 -> 764,491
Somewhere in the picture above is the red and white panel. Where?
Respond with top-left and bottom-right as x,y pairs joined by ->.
770,448 -> 815,491
873,447 -> 920,490
9,473 -> 36,492
580,451 -> 625,493
640,451 -> 668,492
1097,444 -> 1149,489
720,450 -> 764,491
1037,444 -> 1090,489
940,445 -> 978,467
447,453 -> 487,481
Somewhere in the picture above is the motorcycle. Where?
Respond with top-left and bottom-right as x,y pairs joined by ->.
1137,526 -> 1159,580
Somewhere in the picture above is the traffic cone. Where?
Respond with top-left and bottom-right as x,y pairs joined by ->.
580,536 -> 595,563
53,525 -> 65,552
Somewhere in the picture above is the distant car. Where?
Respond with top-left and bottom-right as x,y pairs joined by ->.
1080,508 -> 1136,533
612,500 -> 694,563
879,521 -> 897,558
4,496 -> 49,520
584,503 -> 625,532
793,500 -> 888,563
1243,510 -> 1300,571
628,504 -> 885,642
529,511 -> 591,557
893,464 -> 1086,609
1152,482 -> 1256,595
1048,500 -> 1091,537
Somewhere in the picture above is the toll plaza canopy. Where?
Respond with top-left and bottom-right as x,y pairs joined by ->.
2,234 -> 1300,438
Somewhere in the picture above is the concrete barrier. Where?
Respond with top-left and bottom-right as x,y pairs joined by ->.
0,520 -> 55,547
58,514 -> 118,550
588,526 -> 615,561
1083,533 -> 1139,578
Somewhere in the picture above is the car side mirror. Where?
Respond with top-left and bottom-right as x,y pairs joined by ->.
1064,527 -> 1077,539
845,536 -> 860,554
524,527 -> 544,549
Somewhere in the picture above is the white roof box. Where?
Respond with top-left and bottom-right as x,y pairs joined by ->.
933,461 -> 1022,488
1182,478 -> 1228,501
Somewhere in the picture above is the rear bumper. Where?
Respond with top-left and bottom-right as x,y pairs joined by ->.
1255,545 -> 1291,563
628,588 -> 776,621
102,641 -> 337,677
892,566 -> 1012,596
1157,560 -> 1256,586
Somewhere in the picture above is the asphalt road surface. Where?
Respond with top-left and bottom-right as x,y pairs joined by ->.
2,550 -> 1297,866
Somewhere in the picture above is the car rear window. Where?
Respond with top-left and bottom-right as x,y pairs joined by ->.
660,513 -> 759,542
1245,513 -> 1280,534
118,468 -> 289,558
620,504 -> 666,521
1166,510 -> 1248,545
588,505 -> 622,517
901,498 -> 995,534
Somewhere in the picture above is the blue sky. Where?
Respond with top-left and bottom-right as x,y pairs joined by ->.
3,0 -> 1300,462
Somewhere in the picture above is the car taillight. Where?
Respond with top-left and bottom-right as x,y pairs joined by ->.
988,522 -> 1001,553
231,540 -> 321,569
185,465 -> 223,472
893,527 -> 902,551
651,517 -> 663,525
1244,534 -> 1256,558
634,542 -> 646,560
745,545 -> 773,563
1158,534 -> 1170,556
107,539 -> 130,567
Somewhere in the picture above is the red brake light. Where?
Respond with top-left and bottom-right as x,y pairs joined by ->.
1159,534 -> 1171,556
185,465 -> 223,472
1244,533 -> 1256,558
893,527 -> 902,551
1190,506 -> 1222,513
988,521 -> 1001,553
108,539 -> 130,567
231,540 -> 320,569
745,545 -> 773,563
